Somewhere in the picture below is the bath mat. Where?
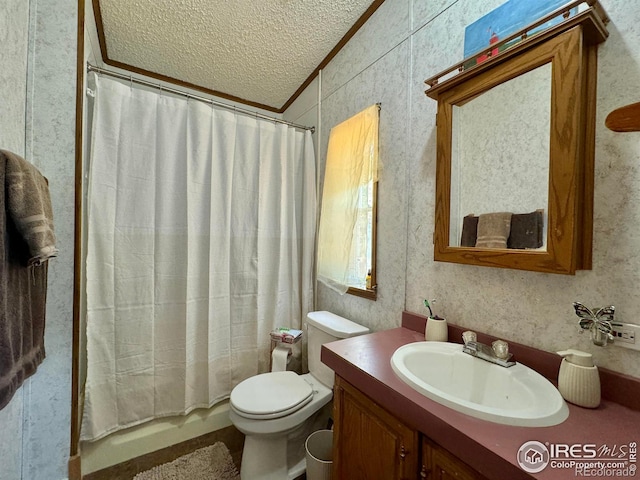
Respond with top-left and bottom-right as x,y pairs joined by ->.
133,442 -> 239,480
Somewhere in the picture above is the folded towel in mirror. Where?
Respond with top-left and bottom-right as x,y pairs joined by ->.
475,212 -> 512,248
460,214 -> 478,247
508,209 -> 543,249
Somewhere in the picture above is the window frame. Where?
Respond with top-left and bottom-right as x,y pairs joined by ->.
346,180 -> 377,300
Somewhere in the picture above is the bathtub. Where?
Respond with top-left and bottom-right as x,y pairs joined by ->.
81,399 -> 232,475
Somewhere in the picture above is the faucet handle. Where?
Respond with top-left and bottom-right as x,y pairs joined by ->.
492,340 -> 510,360
462,330 -> 477,345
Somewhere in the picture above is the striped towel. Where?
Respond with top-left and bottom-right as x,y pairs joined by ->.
0,150 -> 48,411
475,212 -> 512,249
2,150 -> 58,266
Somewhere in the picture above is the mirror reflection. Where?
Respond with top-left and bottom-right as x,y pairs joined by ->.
449,63 -> 551,250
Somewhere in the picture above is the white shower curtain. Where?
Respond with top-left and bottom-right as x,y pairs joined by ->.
81,73 -> 316,441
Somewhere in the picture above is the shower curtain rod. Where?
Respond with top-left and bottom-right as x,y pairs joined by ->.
87,64 -> 315,133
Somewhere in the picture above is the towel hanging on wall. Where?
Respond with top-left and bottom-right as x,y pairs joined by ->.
3,149 -> 58,265
0,150 -> 55,411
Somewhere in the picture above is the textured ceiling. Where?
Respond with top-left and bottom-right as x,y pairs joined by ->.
96,0 -> 379,111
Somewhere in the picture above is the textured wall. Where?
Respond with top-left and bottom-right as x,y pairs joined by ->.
23,0 -> 77,477
0,0 -> 77,479
0,1 -> 30,479
303,0 -> 640,380
0,0 -> 29,154
317,0 -> 411,334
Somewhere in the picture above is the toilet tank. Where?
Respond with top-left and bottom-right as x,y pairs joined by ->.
306,311 -> 370,388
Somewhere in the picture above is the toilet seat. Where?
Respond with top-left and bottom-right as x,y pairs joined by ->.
230,371 -> 314,420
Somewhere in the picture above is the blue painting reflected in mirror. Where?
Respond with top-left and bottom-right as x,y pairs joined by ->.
464,0 -> 577,64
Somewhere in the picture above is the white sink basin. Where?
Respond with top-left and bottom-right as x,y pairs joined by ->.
391,342 -> 568,427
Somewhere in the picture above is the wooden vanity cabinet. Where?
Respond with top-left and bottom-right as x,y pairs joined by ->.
333,376 -> 489,480
332,375 -> 419,479
421,437 -> 489,480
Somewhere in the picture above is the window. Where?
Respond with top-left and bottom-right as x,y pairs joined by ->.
344,180 -> 377,297
317,104 -> 379,299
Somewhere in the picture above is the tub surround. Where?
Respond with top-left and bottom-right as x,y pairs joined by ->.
321,311 -> 640,480
82,425 -> 244,480
81,400 -> 233,475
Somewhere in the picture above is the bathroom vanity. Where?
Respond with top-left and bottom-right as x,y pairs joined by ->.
322,312 -> 640,480
333,375 -> 487,479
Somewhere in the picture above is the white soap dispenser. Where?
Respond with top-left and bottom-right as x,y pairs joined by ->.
557,349 -> 600,408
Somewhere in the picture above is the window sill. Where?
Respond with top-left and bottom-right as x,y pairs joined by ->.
347,286 -> 377,301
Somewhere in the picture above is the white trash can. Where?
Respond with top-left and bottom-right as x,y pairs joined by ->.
305,429 -> 333,480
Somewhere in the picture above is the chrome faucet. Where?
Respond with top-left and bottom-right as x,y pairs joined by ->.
462,331 -> 516,368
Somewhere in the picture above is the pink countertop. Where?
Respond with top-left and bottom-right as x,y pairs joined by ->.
321,317 -> 640,480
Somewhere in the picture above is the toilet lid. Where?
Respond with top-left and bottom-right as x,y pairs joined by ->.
230,371 -> 314,419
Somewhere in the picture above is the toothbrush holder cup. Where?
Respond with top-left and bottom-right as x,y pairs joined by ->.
425,316 -> 448,342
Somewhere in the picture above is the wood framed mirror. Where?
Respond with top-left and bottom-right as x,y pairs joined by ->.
425,3 -> 608,274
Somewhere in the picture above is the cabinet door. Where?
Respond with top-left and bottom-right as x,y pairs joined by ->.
333,376 -> 418,480
421,437 -> 488,480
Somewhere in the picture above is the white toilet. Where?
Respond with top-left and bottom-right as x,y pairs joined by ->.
229,310 -> 369,480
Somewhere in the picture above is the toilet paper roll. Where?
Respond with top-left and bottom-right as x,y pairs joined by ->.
271,345 -> 291,372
